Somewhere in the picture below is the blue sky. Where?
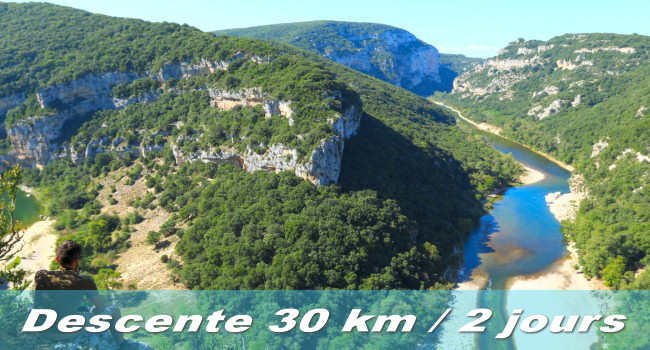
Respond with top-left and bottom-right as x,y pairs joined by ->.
14,0 -> 650,58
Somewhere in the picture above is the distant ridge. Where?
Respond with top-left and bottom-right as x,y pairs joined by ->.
216,21 -> 480,96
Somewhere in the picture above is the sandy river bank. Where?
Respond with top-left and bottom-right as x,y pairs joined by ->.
436,101 -> 601,291
507,177 -> 603,290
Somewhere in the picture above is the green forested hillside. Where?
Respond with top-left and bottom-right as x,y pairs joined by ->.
0,2 -> 280,99
215,21 -> 398,53
437,53 -> 483,92
436,33 -> 650,288
6,3 -> 521,290
215,21 -> 455,95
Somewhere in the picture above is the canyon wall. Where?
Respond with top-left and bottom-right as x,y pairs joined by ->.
3,58 -> 359,185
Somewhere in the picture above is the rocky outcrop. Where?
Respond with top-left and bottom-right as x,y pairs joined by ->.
483,57 -> 542,71
451,56 -> 544,95
454,72 -> 527,95
217,22 -> 443,95
450,34 -> 646,102
0,92 -> 26,117
574,46 -> 635,54
320,28 -> 440,93
208,88 -> 294,124
4,72 -> 147,168
3,51 -> 355,185
158,58 -> 226,81
571,95 -> 582,107
537,100 -> 563,119
517,45 -> 554,55
556,59 -> 593,70
591,139 -> 609,157
3,56 -> 269,168
532,85 -> 559,97
173,101 -> 362,186
157,55 -> 270,82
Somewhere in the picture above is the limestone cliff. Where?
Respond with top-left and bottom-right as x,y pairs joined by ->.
451,35 -> 643,102
0,93 -> 26,118
3,59 -> 360,185
208,88 -> 294,123
215,21 -> 442,96
2,56 -> 254,168
320,28 -> 441,91
172,98 -> 361,186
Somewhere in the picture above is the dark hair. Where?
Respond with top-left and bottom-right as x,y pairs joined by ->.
56,240 -> 82,266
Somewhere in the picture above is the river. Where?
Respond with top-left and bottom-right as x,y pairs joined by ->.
459,128 -> 571,290
435,104 -> 596,350
14,189 -> 42,228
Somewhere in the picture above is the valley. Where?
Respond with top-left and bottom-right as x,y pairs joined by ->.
0,2 -> 647,349
2,3 -> 521,292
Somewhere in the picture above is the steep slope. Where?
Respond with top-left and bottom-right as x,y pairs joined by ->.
215,21 -> 450,96
4,3 -> 521,290
436,33 -> 650,288
438,53 -> 483,93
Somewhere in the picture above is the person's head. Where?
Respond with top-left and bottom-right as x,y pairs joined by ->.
56,240 -> 82,269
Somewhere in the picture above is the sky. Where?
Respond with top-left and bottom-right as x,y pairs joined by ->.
13,0 -> 650,58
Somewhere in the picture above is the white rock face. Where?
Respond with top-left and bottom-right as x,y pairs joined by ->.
607,148 -> 650,170
484,57 -> 542,70
454,71 -> 527,96
616,148 -> 650,163
556,59 -> 577,70
173,102 -> 362,186
574,46 -> 636,54
527,105 -> 543,116
517,45 -> 554,55
330,50 -> 372,72
208,88 -> 294,124
571,94 -> 582,107
210,88 -> 263,108
0,93 -> 26,117
533,85 -> 559,97
537,100 -> 563,119
591,139 -> 609,157
157,55 -> 270,82
158,58 -> 225,81
322,29 -> 440,91
452,56 -> 540,95
3,56 -> 269,168
263,100 -> 294,125
569,80 -> 584,88
636,153 -> 650,163
517,47 -> 534,55
5,72 -> 152,168
556,59 -> 593,70
537,45 -> 554,53
3,53 -> 358,187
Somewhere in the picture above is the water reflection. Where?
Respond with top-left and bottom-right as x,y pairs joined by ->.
460,130 -> 571,290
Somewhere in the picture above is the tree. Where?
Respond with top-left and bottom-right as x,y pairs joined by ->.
602,256 -> 627,288
0,164 -> 28,289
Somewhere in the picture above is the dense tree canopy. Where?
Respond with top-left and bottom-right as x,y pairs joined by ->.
436,33 -> 650,288
12,3 -> 522,290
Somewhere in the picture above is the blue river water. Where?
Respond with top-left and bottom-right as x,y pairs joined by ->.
459,129 -> 572,291
448,121 -> 577,349
14,189 -> 42,228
